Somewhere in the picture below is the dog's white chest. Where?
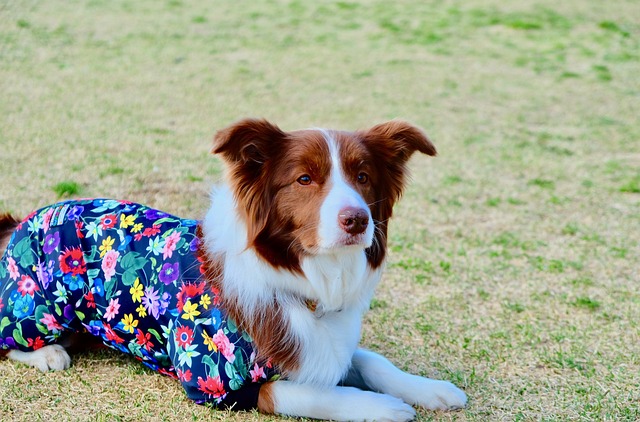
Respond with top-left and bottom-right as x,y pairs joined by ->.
286,306 -> 363,386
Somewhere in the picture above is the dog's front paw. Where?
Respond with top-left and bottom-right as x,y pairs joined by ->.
270,382 -> 417,422
337,390 -> 416,422
414,380 -> 467,411
361,392 -> 416,422
40,344 -> 72,371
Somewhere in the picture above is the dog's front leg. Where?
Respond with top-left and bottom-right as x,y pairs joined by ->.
343,348 -> 467,411
258,379 -> 416,422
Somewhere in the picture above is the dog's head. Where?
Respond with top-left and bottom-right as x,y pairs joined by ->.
212,118 -> 436,273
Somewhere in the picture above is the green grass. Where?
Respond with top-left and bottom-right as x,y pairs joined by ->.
1,0 -> 640,420
620,174 -> 640,193
52,181 -> 81,197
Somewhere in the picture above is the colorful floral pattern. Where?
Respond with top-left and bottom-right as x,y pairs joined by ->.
0,199 -> 277,409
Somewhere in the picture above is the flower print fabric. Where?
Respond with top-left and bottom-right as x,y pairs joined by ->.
0,199 -> 277,410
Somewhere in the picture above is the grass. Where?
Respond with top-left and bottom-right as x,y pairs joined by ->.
1,0 -> 639,420
52,181 -> 81,198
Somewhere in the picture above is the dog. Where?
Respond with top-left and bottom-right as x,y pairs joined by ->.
0,119 -> 467,421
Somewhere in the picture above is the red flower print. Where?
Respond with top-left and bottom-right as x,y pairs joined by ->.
100,214 -> 117,230
159,368 -> 178,380
59,247 -> 87,275
0,298 -> 3,313
18,275 -> 39,296
142,224 -> 161,237
135,329 -> 154,351
197,376 -> 226,400
84,291 -> 96,309
197,255 -> 206,275
103,323 -> 125,344
175,326 -> 194,348
176,281 -> 206,312
27,337 -> 45,350
177,368 -> 192,383
210,285 -> 221,306
75,220 -> 84,239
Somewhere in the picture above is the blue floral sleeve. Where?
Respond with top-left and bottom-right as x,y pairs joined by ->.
167,289 -> 278,409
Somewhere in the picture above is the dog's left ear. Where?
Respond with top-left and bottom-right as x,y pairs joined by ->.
363,120 -> 437,161
360,120 -> 436,268
361,120 -> 436,204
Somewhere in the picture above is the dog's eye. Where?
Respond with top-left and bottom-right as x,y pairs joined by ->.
357,172 -> 369,184
297,175 -> 312,185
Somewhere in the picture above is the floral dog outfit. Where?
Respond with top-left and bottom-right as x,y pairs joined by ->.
0,199 -> 276,410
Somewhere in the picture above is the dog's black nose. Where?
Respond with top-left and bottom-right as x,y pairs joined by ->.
338,207 -> 369,235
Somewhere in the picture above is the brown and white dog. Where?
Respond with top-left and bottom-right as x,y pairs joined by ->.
0,119 -> 466,421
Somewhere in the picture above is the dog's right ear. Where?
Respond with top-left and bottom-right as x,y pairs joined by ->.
212,119 -> 287,247
212,118 -> 287,165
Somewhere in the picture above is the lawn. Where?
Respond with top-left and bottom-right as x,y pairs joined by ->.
1,0 -> 639,420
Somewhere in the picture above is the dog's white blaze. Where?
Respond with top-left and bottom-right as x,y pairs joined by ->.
316,129 -> 374,251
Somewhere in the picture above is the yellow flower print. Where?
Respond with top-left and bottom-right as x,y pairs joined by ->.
181,300 -> 201,322
120,214 -> 136,229
121,313 -> 138,334
136,304 -> 147,318
131,223 -> 144,233
202,331 -> 217,352
130,278 -> 143,303
99,236 -> 115,258
199,294 -> 211,310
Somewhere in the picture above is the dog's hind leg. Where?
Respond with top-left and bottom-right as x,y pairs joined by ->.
1,212 -> 73,372
7,344 -> 71,372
